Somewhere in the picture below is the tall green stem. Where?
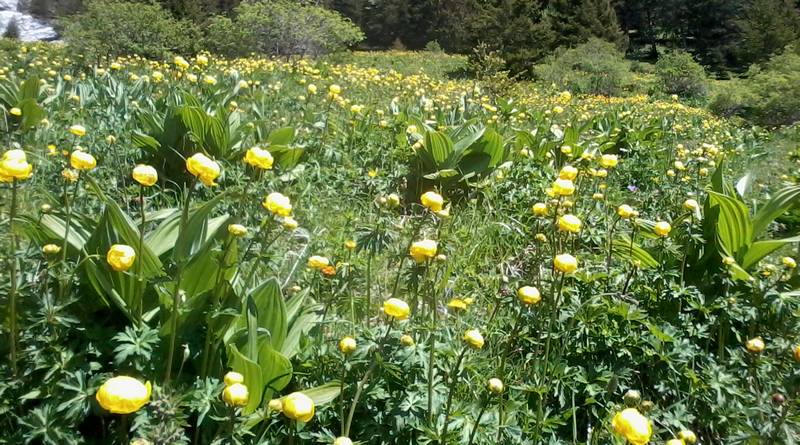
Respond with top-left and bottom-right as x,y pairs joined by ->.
135,185 -> 146,325
164,183 -> 194,384
440,346 -> 469,443
7,179 -> 19,375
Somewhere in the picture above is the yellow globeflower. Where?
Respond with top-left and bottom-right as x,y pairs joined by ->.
0,149 -> 33,181
95,376 -> 152,414
263,192 -> 293,216
611,408 -> 652,445
186,153 -> 221,186
224,371 -> 245,386
409,239 -> 438,263
554,253 -> 578,274
420,191 -> 444,212
683,199 -> 699,212
222,383 -> 249,407
517,286 -> 541,305
666,439 -> 684,445
552,178 -> 575,196
228,224 -> 248,237
244,146 -> 274,170
68,124 -> 86,137
532,202 -> 548,217
70,150 -> 97,170
559,165 -> 578,180
558,214 -> 582,233
282,216 -> 299,230
132,164 -> 158,187
338,336 -> 357,355
307,255 -> 330,270
174,56 -> 190,70
282,392 -> 315,423
328,84 -> 342,95
599,154 -> 619,168
617,204 -> 637,219
9,107 -> 21,116
42,244 -> 61,255
344,240 -> 357,250
654,221 -> 672,237
387,193 -> 401,208
487,378 -> 504,394
334,437 -> 353,445
463,329 -> 484,349
678,430 -> 697,444
400,334 -> 415,346
383,298 -> 410,320
782,257 -> 797,269
107,244 -> 136,272
746,337 -> 765,353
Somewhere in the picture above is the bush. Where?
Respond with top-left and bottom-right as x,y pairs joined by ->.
533,38 -> 631,95
3,17 -> 20,39
60,0 -> 199,60
709,48 -> 800,126
655,50 -> 709,99
201,15 -> 252,58
424,40 -> 443,53
234,0 -> 364,57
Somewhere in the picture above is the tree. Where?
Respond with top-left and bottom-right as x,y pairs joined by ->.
543,0 -> 628,51
3,17 -> 20,39
735,0 -> 800,65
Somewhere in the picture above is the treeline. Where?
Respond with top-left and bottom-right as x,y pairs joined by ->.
28,0 -> 800,74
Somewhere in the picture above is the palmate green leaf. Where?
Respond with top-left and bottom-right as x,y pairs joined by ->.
610,235 -> 658,269
740,236 -> 800,270
227,344 -> 264,414
707,191 -> 752,260
752,185 -> 800,236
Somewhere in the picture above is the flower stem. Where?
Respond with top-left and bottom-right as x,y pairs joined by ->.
467,399 -> 488,445
135,185 -> 146,325
7,179 -> 19,375
343,319 -> 393,436
440,346 -> 469,443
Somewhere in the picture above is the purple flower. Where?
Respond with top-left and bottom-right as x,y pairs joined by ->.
627,185 -> 639,192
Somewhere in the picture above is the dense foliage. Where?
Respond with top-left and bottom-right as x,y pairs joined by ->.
2,42 -> 800,445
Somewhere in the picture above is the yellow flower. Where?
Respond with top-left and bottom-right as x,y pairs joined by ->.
224,371 -> 245,386
387,193 -> 401,208
400,334 -> 415,346
552,178 -> 575,196
678,430 -> 697,444
107,244 -> 136,272
244,147 -> 274,170
383,298 -> 410,320
186,153 -> 221,186
70,150 -> 97,170
617,204 -> 637,219
517,286 -> 541,305
307,255 -> 330,270
409,239 -> 438,263
463,329 -> 484,349
611,408 -> 652,445
334,437 -> 353,445
420,191 -> 444,212
559,165 -> 578,180
683,199 -> 699,212
746,337 -> 765,353
338,336 -> 357,355
0,149 -> 33,181
654,221 -> 671,237
268,398 -> 284,411
61,168 -> 79,182
222,383 -> 249,407
782,257 -> 797,269
487,378 -> 504,394
68,124 -> 86,137
307,84 -> 317,95
282,216 -> 299,230
42,244 -> 61,255
554,253 -> 578,274
532,202 -> 548,217
666,439 -> 684,445
558,214 -> 582,233
228,224 -> 248,237
282,392 -> 315,423
174,56 -> 190,70
599,154 -> 619,168
9,107 -> 21,116
196,54 -> 209,65
447,298 -> 469,311
344,240 -> 357,250
263,192 -> 293,216
592,193 -> 604,201
95,376 -> 152,414
203,75 -> 217,85
132,164 -> 158,187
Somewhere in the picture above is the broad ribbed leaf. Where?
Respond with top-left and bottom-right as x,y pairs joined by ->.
248,278 -> 288,350
227,344 -> 264,414
611,236 -> 658,269
708,191 -> 752,259
268,127 -> 295,145
752,185 -> 800,236
741,236 -> 800,270
425,130 -> 453,166
303,382 -> 342,406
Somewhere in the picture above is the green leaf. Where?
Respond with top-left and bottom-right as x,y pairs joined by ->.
708,191 -> 753,259
173,191 -> 229,263
248,278 -> 288,350
611,235 -> 658,269
267,127 -> 296,145
752,185 -> 800,236
740,236 -> 800,270
303,381 -> 342,406
257,341 -> 292,396
227,344 -> 264,414
281,307 -> 321,359
270,145 -> 305,169
425,130 -> 453,166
